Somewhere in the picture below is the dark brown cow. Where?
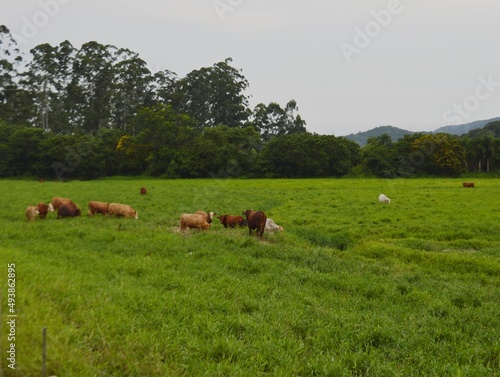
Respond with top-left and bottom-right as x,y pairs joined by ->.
51,197 -> 75,210
88,201 -> 109,216
140,187 -> 147,195
37,202 -> 54,219
58,203 -> 81,218
463,182 -> 475,188
242,209 -> 267,239
218,214 -> 245,228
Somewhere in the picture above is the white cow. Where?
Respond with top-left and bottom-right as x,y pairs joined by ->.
265,218 -> 284,232
378,194 -> 391,204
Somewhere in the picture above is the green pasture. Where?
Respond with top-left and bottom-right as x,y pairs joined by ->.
0,178 -> 499,376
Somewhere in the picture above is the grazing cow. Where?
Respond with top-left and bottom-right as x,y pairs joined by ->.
25,206 -> 39,221
57,203 -> 81,218
265,218 -> 284,233
88,201 -> 109,216
180,213 -> 210,232
195,210 -> 216,224
51,197 -> 75,210
108,203 -> 138,219
140,187 -> 147,195
37,202 -> 54,219
378,194 -> 391,204
242,209 -> 267,239
218,214 -> 245,228
463,182 -> 475,188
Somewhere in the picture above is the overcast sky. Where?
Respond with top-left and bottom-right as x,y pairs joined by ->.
2,0 -> 500,136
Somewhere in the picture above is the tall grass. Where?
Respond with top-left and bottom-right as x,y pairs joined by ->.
0,178 -> 499,376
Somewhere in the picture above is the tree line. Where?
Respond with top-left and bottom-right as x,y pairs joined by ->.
1,25 -> 500,180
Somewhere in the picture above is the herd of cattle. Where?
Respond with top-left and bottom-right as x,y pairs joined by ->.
24,182 -> 475,239
179,209 -> 282,239
24,192 -> 284,239
25,198 -> 138,221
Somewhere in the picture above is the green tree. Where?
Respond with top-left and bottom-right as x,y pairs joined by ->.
72,41 -> 116,132
172,58 -> 250,129
361,134 -> 395,177
411,133 -> 466,176
259,133 -> 359,178
111,48 -> 152,131
129,104 -> 198,176
0,26 -> 29,125
251,100 -> 307,141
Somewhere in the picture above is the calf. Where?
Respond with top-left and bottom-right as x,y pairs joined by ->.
37,202 -> 54,219
265,218 -> 284,233
88,201 -> 109,216
108,203 -> 138,219
242,209 -> 267,239
180,213 -> 210,232
463,182 -> 475,188
378,194 -> 391,204
58,203 -> 81,218
218,214 -> 245,228
25,206 -> 39,221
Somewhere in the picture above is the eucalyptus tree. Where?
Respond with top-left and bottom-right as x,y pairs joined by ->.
22,40 -> 76,132
71,41 -> 116,132
251,99 -> 307,141
0,25 -> 27,124
172,58 -> 251,129
112,48 -> 152,131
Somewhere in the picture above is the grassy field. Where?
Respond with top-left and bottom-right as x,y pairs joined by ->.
0,177 -> 499,376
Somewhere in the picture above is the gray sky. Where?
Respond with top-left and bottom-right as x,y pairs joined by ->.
2,0 -> 500,136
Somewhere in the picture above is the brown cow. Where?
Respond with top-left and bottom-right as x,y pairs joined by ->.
37,202 -> 54,219
57,203 -> 81,218
218,214 -> 245,228
463,182 -> 475,188
51,197 -> 75,210
195,210 -> 216,224
25,206 -> 39,221
108,203 -> 138,219
242,209 -> 267,239
88,201 -> 109,216
180,213 -> 210,232
140,187 -> 147,195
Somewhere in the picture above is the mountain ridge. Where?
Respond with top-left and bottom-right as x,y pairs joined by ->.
344,117 -> 500,146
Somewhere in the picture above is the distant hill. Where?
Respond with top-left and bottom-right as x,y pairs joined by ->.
344,117 -> 500,146
345,126 -> 415,147
461,120 -> 500,139
433,117 -> 500,135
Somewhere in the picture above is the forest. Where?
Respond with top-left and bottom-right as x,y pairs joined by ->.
1,25 -> 500,180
